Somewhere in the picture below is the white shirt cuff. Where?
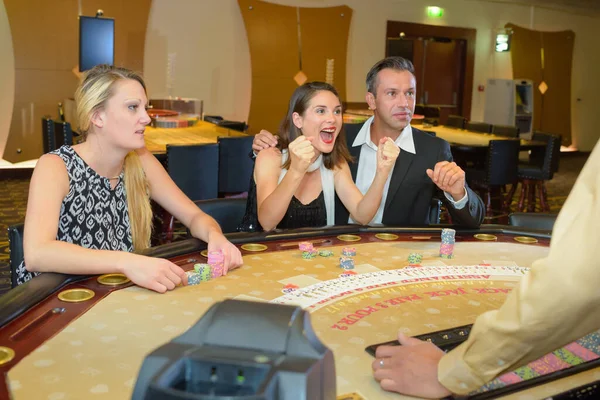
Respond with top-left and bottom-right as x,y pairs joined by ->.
444,187 -> 468,209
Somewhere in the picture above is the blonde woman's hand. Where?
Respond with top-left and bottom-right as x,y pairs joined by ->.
207,233 -> 243,275
288,135 -> 315,174
123,256 -> 187,293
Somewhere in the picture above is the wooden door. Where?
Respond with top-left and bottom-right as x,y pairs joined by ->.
386,36 -> 465,122
422,38 -> 464,117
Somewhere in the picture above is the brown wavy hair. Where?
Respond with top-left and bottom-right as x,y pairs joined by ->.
277,82 -> 353,170
74,64 -> 152,251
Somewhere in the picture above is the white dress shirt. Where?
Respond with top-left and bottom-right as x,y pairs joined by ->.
349,117 -> 467,225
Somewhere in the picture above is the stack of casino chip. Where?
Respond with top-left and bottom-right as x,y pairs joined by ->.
339,256 -> 355,270
299,242 -> 317,259
299,242 -> 313,252
318,250 -> 334,257
341,247 -> 356,256
194,263 -> 212,281
407,253 -> 423,265
208,250 -> 225,278
302,250 -> 317,259
186,263 -> 213,286
186,271 -> 201,286
439,228 -> 456,259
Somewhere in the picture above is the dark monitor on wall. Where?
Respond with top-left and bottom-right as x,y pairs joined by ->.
79,16 -> 115,72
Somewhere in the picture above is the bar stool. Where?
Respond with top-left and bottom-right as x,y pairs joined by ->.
505,132 -> 561,212
465,140 -> 520,219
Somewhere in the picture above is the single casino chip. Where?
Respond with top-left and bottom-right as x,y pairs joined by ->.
339,256 -> 355,270
341,247 -> 356,256
318,250 -> 334,257
284,283 -> 300,289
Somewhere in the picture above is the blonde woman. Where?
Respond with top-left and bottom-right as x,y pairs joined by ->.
18,65 -> 242,293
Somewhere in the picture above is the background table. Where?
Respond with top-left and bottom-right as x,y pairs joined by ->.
144,121 -> 248,154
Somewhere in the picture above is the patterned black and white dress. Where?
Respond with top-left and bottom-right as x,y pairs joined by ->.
15,145 -> 133,285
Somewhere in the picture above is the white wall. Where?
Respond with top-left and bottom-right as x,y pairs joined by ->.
144,0 -> 252,123
134,0 -> 600,151
0,0 -> 15,157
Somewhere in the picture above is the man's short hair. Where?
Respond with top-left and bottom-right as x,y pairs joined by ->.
366,57 -> 415,94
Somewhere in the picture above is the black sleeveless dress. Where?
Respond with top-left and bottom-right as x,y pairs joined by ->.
238,178 -> 327,231
15,145 -> 133,286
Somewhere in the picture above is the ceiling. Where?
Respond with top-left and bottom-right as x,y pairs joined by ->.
472,0 -> 600,16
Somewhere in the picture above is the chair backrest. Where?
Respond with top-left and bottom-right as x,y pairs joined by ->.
42,118 -> 73,153
167,143 -> 219,201
217,136 -> 255,194
193,198 -> 247,234
445,115 -> 466,130
532,132 -> 561,177
414,104 -> 425,116
429,198 -> 442,224
487,140 -> 520,186
8,223 -> 25,289
491,124 -> 519,138
466,121 -> 493,134
509,212 -> 557,232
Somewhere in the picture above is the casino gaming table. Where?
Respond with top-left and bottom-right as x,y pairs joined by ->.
0,225 -> 599,399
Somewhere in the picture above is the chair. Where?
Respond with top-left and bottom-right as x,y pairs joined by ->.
509,212 -> 557,232
466,140 -> 520,218
42,118 -> 73,153
429,198 -> 442,224
492,124 -> 519,138
465,121 -> 493,134
8,223 -> 26,288
192,198 -> 247,234
423,106 -> 440,125
414,104 -> 425,116
445,115 -> 466,130
164,143 -> 219,241
506,132 -> 561,212
217,136 -> 255,196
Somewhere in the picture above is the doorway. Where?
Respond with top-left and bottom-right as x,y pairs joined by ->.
386,21 -> 476,123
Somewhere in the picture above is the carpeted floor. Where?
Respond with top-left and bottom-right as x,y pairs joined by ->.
0,152 -> 589,296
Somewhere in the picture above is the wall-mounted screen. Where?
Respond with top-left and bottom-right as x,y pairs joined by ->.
79,16 -> 115,72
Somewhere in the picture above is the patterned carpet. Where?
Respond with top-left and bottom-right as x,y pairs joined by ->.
0,152 -> 589,296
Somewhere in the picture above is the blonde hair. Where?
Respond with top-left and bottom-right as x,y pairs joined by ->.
74,65 -> 152,251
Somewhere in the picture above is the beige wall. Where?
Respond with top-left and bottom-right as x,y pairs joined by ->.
0,0 -> 15,158
0,0 -> 151,163
144,0 -> 600,151
1,0 -> 598,157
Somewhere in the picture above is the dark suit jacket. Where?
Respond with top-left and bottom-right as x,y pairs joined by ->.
334,123 -> 485,228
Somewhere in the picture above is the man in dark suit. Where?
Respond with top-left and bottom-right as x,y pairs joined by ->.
252,56 -> 484,227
